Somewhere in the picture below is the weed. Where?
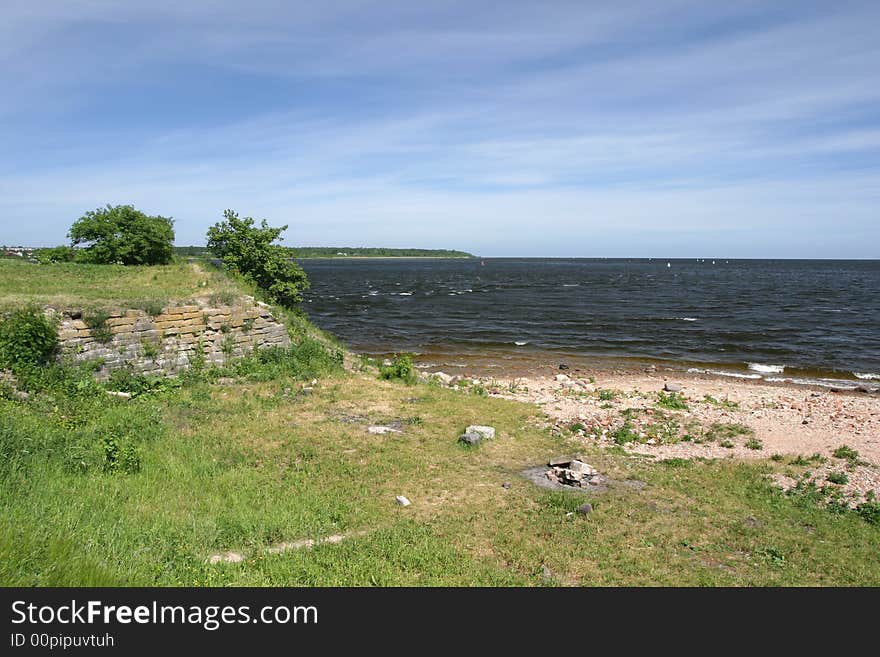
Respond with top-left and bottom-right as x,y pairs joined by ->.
612,420 -> 641,445
857,501 -> 880,525
83,310 -> 113,344
141,339 -> 159,360
243,318 -> 255,333
720,440 -> 735,448
656,391 -> 689,410
379,354 -> 416,384
221,335 -> 235,357
827,471 -> 849,485
705,423 -> 753,442
745,438 -> 763,450
703,394 -> 739,409
755,546 -> 786,567
569,422 -> 587,433
791,453 -> 826,466
833,445 -> 860,462
597,389 -> 617,401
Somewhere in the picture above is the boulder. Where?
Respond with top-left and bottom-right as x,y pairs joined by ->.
395,495 -> 411,507
664,382 -> 682,393
558,363 -> 570,370
555,374 -> 570,382
432,371 -> 454,385
458,432 -> 482,446
465,425 -> 496,441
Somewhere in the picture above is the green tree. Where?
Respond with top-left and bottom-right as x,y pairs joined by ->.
68,204 -> 175,265
206,209 -> 309,306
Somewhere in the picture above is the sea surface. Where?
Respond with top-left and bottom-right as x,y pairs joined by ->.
297,258 -> 880,387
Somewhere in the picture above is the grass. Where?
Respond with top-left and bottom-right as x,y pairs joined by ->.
1,263 -> 879,586
0,259 -> 209,309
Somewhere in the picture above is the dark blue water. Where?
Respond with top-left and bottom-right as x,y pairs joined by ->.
298,258 -> 880,382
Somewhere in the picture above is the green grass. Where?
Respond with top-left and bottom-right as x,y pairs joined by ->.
2,364 -> 879,586
0,259 -> 210,309
1,262 -> 878,586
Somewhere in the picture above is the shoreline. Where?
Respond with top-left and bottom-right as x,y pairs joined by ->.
413,355 -> 880,503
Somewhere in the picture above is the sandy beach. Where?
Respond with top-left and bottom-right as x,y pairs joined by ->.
420,363 -> 880,504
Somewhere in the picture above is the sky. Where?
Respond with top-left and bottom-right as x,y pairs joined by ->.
1,0 -> 879,257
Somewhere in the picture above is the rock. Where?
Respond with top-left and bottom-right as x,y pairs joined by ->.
458,432 -> 482,446
548,455 -> 573,467
465,425 -> 496,441
207,551 -> 244,565
558,363 -> 570,370
541,564 -> 553,582
576,503 -> 593,515
368,425 -> 402,434
395,495 -> 411,507
568,460 -> 596,476
13,390 -> 29,401
105,390 -> 132,399
501,482 -> 512,489
555,374 -> 570,382
644,365 -> 657,373
664,382 -> 682,392
432,371 -> 454,385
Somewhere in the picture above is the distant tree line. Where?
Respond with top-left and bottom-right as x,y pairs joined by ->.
175,246 -> 475,258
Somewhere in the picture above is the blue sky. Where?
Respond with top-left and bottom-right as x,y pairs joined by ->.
1,0 -> 878,257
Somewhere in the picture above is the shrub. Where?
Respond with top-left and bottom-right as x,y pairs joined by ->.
0,306 -> 58,370
745,437 -> 763,450
379,354 -> 416,383
34,245 -> 76,264
68,204 -> 175,265
206,209 -> 309,306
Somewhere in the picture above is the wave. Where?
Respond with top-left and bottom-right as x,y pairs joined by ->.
398,292 -> 413,296
747,362 -> 785,374
688,367 -> 762,380
854,372 -> 880,380
514,341 -> 529,346
766,376 -> 858,390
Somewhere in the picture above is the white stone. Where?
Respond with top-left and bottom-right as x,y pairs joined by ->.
465,425 -> 496,441
395,495 -> 411,507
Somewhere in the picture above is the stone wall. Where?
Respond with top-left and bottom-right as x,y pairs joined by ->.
55,296 -> 290,378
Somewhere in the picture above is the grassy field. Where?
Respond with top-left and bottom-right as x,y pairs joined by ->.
0,259 -> 234,310
1,262 -> 878,586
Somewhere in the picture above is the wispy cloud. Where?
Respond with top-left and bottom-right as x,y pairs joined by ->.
1,1 -> 878,256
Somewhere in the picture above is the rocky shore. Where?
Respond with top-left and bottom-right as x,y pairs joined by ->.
419,364 -> 880,505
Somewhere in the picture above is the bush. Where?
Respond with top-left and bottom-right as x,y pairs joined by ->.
34,246 -> 76,264
379,354 -> 416,383
0,307 -> 58,370
206,209 -> 309,306
68,204 -> 174,265
656,391 -> 689,410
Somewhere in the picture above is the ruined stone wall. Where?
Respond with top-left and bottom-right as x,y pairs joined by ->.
55,296 -> 290,378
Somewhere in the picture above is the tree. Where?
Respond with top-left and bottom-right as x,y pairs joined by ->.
206,209 -> 309,306
68,204 -> 175,265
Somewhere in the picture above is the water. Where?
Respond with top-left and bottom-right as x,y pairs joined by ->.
298,258 -> 880,384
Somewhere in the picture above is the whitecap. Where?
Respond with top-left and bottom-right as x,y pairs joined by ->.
747,363 -> 785,374
514,341 -> 529,346
562,284 -> 580,287
854,372 -> 880,380
678,317 -> 698,322
398,292 -> 413,296
688,367 -> 762,379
